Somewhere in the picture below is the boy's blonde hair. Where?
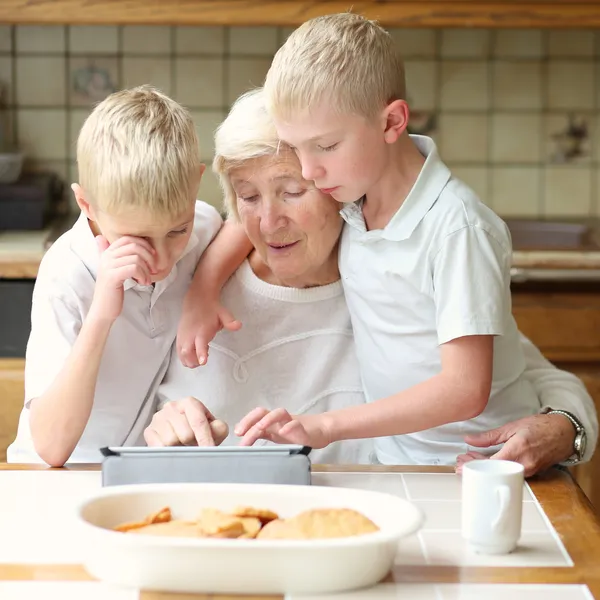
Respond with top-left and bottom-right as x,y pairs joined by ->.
264,13 -> 405,120
213,88 -> 281,222
77,85 -> 201,217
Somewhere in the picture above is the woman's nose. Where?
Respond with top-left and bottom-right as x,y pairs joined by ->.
260,203 -> 286,234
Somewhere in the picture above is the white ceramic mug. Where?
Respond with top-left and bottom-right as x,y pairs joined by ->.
461,459 -> 525,554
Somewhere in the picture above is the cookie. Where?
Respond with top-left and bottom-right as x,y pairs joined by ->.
197,508 -> 245,538
232,506 -> 279,524
114,506 -> 172,532
129,520 -> 200,537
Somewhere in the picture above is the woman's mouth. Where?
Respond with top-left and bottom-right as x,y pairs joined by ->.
267,241 -> 299,252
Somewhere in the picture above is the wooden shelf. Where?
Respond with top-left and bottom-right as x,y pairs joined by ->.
1,1 -> 600,28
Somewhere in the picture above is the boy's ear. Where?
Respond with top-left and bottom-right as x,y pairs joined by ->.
71,183 -> 96,221
382,99 -> 410,144
199,163 -> 206,179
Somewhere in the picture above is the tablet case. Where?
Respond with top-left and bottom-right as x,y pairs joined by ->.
100,445 -> 312,487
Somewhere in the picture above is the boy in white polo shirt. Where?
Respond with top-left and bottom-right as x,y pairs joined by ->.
179,15 -> 592,467
7,86 -> 223,467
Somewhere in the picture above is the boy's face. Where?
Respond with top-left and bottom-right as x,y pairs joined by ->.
272,103 -> 389,204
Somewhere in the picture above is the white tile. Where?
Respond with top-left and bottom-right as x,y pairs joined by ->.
548,61 -> 595,110
394,532 -> 429,565
0,471 -> 101,563
280,26 -> 297,43
548,31 -> 595,57
312,472 -> 408,498
0,26 -> 13,52
439,583 -> 591,600
438,114 -> 488,163
544,166 -> 593,217
405,60 -> 437,111
16,25 -> 65,53
68,25 -> 119,54
16,57 -> 66,106
402,473 -> 462,500
492,61 -> 543,110
440,61 -> 489,110
491,167 -> 541,218
122,25 -> 171,54
199,167 -> 225,211
388,29 -> 437,58
0,582 -> 137,600
494,30 -> 544,58
17,109 -> 67,160
69,57 -> 119,106
290,582 -> 439,600
229,26 -> 279,55
491,114 -> 542,163
174,57 -> 224,108
450,166 -> 489,204
422,530 -> 571,567
69,108 -> 91,159
191,109 -> 225,160
175,26 -> 225,55
545,113 -> 593,165
227,57 -> 271,105
441,30 -> 490,59
0,55 -> 14,104
122,57 -> 172,95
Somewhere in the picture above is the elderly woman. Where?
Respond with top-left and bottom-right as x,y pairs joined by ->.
147,89 -> 597,473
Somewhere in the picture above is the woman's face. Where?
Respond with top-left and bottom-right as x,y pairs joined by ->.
230,151 -> 343,287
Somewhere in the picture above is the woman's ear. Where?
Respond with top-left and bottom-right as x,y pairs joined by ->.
382,99 -> 410,144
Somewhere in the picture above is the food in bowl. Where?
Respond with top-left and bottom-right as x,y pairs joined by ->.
114,503 -> 379,540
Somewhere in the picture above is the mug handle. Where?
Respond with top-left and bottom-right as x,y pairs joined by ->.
492,484 -> 511,531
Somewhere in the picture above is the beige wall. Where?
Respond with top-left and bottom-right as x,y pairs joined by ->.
1,25 -> 598,218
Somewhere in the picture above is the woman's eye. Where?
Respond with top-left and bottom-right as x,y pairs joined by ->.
239,195 -> 258,203
318,143 -> 338,152
284,190 -> 306,199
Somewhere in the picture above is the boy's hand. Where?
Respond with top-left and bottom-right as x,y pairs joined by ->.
144,396 -> 229,447
90,235 -> 156,322
234,408 -> 330,449
177,295 -> 242,368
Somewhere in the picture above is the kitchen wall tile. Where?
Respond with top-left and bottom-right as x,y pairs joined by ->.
438,114 -> 488,163
280,27 -> 297,44
175,26 -> 225,55
16,25 -> 65,53
491,167 -> 541,217
229,27 -> 278,56
68,108 -> 91,160
174,57 -> 224,108
595,168 -> 600,216
405,60 -> 437,111
545,113 -> 593,164
440,61 -> 489,110
69,26 -> 119,54
449,166 -> 489,203
548,31 -> 595,58
17,109 -> 67,160
544,166 -> 593,216
122,57 -> 172,95
191,109 -> 225,161
69,57 -> 118,106
547,61 -> 595,110
227,57 -> 271,105
122,26 -> 171,55
491,113 -> 542,163
492,61 -> 543,110
388,28 -> 437,59
0,109 -> 16,150
441,30 -> 490,59
0,26 -> 13,53
494,29 -> 544,59
199,168 -> 224,211
16,57 -> 66,106
0,56 -> 13,105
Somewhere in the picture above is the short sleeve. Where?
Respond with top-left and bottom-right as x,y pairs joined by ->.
433,225 -> 512,345
24,284 -> 83,406
189,200 -> 223,263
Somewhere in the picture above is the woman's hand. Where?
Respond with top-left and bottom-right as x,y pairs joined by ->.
144,397 -> 229,447
235,408 -> 331,449
456,413 -> 577,477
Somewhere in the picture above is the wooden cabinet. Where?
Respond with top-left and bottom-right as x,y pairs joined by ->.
0,359 -> 24,461
0,0 -> 599,27
513,286 -> 600,510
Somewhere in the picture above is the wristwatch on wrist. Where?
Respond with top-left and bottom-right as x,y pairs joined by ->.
544,408 -> 587,465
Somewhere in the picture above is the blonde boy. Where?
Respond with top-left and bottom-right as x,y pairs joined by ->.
180,14 -> 588,467
7,86 -> 223,467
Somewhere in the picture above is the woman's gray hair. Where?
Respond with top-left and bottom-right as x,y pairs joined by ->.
213,87 -> 281,221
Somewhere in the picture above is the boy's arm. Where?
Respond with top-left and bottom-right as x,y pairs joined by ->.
177,220 -> 253,368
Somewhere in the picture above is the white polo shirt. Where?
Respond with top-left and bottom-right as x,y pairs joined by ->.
7,201 -> 222,464
339,135 -> 540,465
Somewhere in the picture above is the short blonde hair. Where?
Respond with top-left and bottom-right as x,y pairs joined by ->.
213,88 -> 281,222
264,13 -> 405,120
77,85 -> 201,217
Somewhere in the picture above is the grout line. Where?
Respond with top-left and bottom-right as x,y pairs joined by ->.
538,29 -> 550,217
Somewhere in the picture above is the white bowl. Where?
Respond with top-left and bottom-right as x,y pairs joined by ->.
76,482 -> 423,595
